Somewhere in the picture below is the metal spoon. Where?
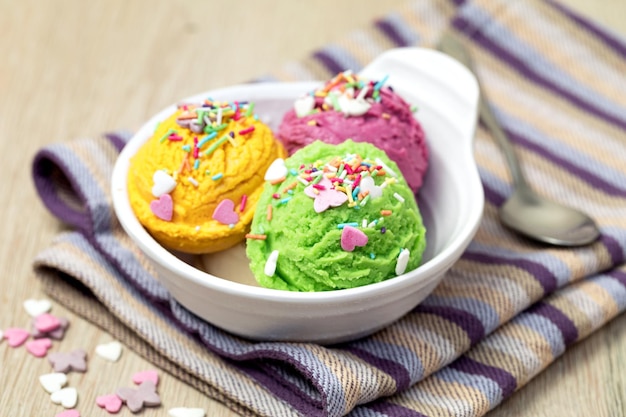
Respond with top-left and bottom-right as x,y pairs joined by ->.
438,33 -> 600,246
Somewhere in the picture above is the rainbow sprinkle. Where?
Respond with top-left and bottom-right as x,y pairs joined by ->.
296,70 -> 392,115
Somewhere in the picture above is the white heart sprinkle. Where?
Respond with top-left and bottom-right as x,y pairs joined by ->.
23,299 -> 52,317
152,170 -> 177,197
95,341 -> 123,362
395,249 -> 411,275
359,176 -> 383,200
50,387 -> 78,408
168,407 -> 206,417
264,158 -> 288,182
293,95 -> 315,118
338,95 -> 371,116
39,372 -> 68,394
264,250 -> 279,277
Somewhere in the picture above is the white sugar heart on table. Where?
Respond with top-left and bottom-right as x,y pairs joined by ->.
23,299 -> 52,317
95,341 -> 123,362
152,170 -> 177,197
50,387 -> 78,408
168,407 -> 206,417
39,372 -> 68,394
264,158 -> 288,181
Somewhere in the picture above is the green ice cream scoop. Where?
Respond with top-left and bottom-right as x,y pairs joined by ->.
246,140 -> 426,291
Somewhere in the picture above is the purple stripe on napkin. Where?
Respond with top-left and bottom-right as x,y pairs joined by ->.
449,356 -> 517,398
375,19 -> 412,47
313,51 -> 345,75
546,0 -> 626,57
463,252 -> 559,295
344,346 -> 412,391
416,305 -> 486,345
527,302 -> 578,346
452,14 -> 626,132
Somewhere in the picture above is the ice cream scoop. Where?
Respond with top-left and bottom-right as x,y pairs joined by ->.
277,71 -> 429,193
127,100 -> 286,254
246,139 -> 426,291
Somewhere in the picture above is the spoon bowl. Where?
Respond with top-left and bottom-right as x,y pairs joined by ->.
500,185 -> 600,246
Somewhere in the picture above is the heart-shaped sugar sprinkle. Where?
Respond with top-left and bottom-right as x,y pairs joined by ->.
95,341 -> 123,362
341,226 -> 368,252
96,394 -> 123,413
359,176 -> 383,200
212,199 -> 239,225
24,299 -> 52,317
50,387 -> 78,409
34,313 -> 61,333
132,369 -> 159,386
152,170 -> 177,197
264,158 -> 288,182
26,338 -> 52,357
4,328 -> 29,347
293,95 -> 315,118
39,372 -> 68,394
338,95 -> 371,116
32,316 -> 69,340
150,194 -> 173,221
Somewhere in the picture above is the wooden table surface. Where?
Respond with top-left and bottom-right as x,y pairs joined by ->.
2,1 -> 625,416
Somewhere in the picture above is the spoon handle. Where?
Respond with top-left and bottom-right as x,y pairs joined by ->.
438,32 -> 527,188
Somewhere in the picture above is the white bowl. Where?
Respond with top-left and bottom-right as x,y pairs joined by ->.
111,47 -> 482,344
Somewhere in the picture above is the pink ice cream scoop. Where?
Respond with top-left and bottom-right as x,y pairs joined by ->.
277,72 -> 429,193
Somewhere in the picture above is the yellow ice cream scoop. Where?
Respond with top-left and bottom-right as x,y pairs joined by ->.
127,101 -> 286,254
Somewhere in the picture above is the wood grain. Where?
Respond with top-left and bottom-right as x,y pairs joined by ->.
1,1 -> 625,416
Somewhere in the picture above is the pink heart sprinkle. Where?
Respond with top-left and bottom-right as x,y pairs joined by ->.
132,369 -> 159,386
55,410 -> 80,417
4,328 -> 29,347
212,199 -> 239,225
96,394 -> 123,413
34,313 -> 61,333
25,337 -> 52,357
341,226 -> 368,252
150,194 -> 173,221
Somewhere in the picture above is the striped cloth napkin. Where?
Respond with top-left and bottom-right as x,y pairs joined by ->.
32,0 -> 626,416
